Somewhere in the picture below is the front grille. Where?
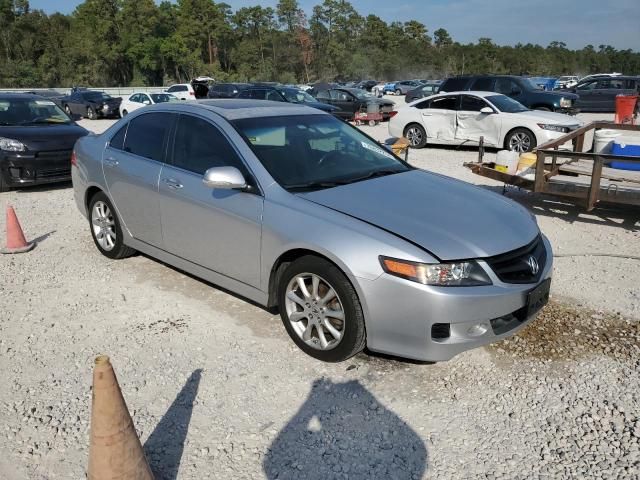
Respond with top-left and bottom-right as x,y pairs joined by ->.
485,235 -> 546,284
36,149 -> 72,161
38,167 -> 70,178
35,149 -> 72,179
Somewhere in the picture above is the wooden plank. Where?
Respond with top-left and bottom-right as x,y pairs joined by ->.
558,163 -> 640,185
574,132 -> 585,153
586,156 -> 604,211
534,150 -> 546,192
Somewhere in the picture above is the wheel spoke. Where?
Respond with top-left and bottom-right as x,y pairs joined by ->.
317,327 -> 329,349
302,323 -> 314,342
323,319 -> 342,341
286,291 -> 306,307
311,275 -> 320,300
296,276 -> 311,299
325,309 -> 344,321
319,288 -> 336,305
289,311 -> 306,322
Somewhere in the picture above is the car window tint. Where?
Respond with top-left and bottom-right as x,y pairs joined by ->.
109,125 -> 127,150
471,77 -> 494,91
141,94 -> 150,103
495,79 -> 513,95
414,99 -> 431,109
430,96 -> 458,110
167,86 -> 176,92
123,112 -> 172,162
460,95 -> 488,111
441,78 -> 468,91
253,89 -> 268,100
316,90 -> 331,100
266,90 -> 284,101
577,81 -> 596,91
172,115 -> 246,175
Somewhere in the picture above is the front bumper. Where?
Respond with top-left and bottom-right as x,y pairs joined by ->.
1,150 -> 72,189
359,235 -> 553,362
555,106 -> 580,115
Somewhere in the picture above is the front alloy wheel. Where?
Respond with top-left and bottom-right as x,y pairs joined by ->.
88,192 -> 136,259
507,128 -> 536,153
404,124 -> 427,148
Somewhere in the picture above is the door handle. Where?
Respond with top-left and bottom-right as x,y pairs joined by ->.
422,113 -> 433,116
163,178 -> 183,189
104,157 -> 119,168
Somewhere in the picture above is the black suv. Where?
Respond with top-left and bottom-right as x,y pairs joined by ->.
207,83 -> 250,99
439,75 -> 579,114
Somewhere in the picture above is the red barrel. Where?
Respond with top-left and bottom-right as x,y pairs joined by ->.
615,94 -> 638,124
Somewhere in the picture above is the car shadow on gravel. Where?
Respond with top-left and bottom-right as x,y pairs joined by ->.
263,378 -> 427,480
143,369 -> 202,480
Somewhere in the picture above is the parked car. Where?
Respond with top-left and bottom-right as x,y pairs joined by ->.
356,80 -> 378,91
383,80 -> 421,95
0,93 -> 88,191
439,75 -> 579,114
119,92 -> 179,117
560,76 -> 640,112
165,83 -> 197,100
371,82 -> 387,97
578,72 -> 622,84
25,89 -> 65,108
207,83 -> 251,99
554,76 -> 579,90
72,100 -> 552,362
191,76 -> 215,99
405,82 -> 441,103
390,91 -> 582,152
528,77 -> 557,91
60,89 -> 122,120
236,86 -> 340,115
315,87 -> 395,120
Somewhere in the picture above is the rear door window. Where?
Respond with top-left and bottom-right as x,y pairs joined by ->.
429,96 -> 458,110
460,95 -> 488,111
123,112 -> 173,162
109,125 -> 127,150
495,78 -> 517,95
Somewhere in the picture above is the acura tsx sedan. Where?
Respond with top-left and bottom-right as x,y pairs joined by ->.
72,100 -> 552,362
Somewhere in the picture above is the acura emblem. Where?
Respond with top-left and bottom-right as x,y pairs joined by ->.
527,256 -> 539,275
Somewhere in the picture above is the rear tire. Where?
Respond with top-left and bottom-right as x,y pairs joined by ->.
88,192 -> 136,260
395,88 -> 402,96
121,109 -> 128,116
87,107 -> 96,120
277,255 -> 366,362
404,123 -> 427,148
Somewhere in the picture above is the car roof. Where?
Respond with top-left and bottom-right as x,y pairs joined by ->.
0,92 -> 42,100
144,99 -> 324,120
429,91 -> 498,98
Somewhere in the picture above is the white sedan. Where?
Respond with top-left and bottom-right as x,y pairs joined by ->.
389,91 -> 583,152
119,92 -> 178,117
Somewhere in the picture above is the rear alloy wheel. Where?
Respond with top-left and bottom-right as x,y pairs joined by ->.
278,256 -> 366,362
87,107 -> 96,120
64,105 -> 71,115
404,124 -> 427,149
121,109 -> 128,117
88,192 -> 136,259
395,88 -> 402,96
506,128 -> 536,153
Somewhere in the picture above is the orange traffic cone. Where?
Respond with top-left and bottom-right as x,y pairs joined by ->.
1,205 -> 34,254
88,355 -> 154,480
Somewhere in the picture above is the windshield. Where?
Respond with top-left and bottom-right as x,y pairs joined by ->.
522,78 -> 543,90
150,93 -> 178,103
84,92 -> 111,101
233,114 -> 411,190
486,95 -> 529,113
280,89 -> 317,103
0,98 -> 71,125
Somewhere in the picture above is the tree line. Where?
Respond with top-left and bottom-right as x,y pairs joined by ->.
1,0 -> 639,88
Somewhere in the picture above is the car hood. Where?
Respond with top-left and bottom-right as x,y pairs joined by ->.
0,123 -> 89,151
515,110 -> 583,126
531,90 -> 579,101
298,170 -> 539,260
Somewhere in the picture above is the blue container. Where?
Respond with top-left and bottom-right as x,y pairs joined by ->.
610,137 -> 640,171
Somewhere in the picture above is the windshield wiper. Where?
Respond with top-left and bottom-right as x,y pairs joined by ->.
342,168 -> 406,184
286,180 -> 350,192
20,120 -> 69,125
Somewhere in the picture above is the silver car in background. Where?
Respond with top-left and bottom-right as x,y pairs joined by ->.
72,100 -> 552,362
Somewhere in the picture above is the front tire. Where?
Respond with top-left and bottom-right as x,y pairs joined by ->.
121,109 -> 128,117
277,256 -> 366,362
404,123 -> 427,148
87,107 -> 96,120
395,89 -> 402,96
88,192 -> 136,259
505,128 -> 536,153
64,105 -> 71,116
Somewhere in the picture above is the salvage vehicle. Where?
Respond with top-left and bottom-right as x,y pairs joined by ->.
405,82 -> 441,103
0,93 -> 88,192
119,92 -> 179,117
207,83 -> 251,98
554,76 -> 578,89
315,87 -> 394,121
439,75 -> 579,114
236,86 -> 341,115
383,80 -> 421,95
60,88 -> 122,120
390,91 -> 582,152
72,100 -> 552,363
564,76 -> 640,112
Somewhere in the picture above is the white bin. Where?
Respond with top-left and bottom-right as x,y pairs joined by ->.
594,129 -> 622,154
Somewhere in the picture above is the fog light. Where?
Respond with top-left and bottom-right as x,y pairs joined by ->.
467,323 -> 489,337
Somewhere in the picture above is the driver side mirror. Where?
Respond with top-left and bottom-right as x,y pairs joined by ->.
143,100 -> 151,105
203,166 -> 247,190
480,106 -> 494,114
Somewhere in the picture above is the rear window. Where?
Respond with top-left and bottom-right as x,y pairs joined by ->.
471,78 -> 495,91
109,125 -> 127,150
441,78 -> 469,92
123,112 -> 173,162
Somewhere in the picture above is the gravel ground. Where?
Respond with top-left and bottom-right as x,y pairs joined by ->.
0,99 -> 639,479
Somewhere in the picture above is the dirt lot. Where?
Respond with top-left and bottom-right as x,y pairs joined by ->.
1,100 -> 639,479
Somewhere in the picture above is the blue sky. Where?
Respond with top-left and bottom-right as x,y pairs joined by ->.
30,0 -> 639,50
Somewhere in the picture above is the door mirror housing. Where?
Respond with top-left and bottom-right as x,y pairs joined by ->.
480,106 -> 494,114
203,166 -> 247,190
143,100 -> 151,105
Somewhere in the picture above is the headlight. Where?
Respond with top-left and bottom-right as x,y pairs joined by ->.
102,104 -> 109,111
559,98 -> 571,108
0,137 -> 26,152
380,256 -> 492,287
537,123 -> 568,133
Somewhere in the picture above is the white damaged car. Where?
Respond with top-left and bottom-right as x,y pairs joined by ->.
389,91 -> 583,152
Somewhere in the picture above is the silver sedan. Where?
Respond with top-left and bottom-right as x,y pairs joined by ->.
72,100 -> 552,362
